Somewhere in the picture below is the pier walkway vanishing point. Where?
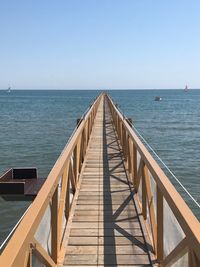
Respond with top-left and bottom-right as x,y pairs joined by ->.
0,93 -> 199,267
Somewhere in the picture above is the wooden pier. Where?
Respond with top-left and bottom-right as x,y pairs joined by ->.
0,93 -> 199,267
63,96 -> 152,266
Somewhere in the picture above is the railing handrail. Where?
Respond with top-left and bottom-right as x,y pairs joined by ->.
0,93 -> 103,266
106,94 -> 200,260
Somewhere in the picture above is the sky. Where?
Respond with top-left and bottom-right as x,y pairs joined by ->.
0,0 -> 200,89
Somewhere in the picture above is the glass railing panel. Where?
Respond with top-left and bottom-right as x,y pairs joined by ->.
34,204 -> 51,256
163,198 -> 185,258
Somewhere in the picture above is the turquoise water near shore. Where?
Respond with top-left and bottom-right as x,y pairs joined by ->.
0,89 -> 199,245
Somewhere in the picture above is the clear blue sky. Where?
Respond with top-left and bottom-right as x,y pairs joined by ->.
0,0 -> 200,89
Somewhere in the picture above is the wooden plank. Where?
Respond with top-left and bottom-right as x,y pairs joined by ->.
97,254 -> 150,265
70,228 -> 144,237
64,254 -> 150,265
74,209 -> 137,216
68,236 -> 146,246
64,254 -> 97,265
66,245 -> 147,254
72,215 -> 139,222
76,202 -> 135,212
71,221 -> 141,229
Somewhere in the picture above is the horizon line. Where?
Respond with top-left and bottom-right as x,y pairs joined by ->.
0,88 -> 200,91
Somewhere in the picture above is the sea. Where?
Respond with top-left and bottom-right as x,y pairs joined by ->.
0,89 -> 199,245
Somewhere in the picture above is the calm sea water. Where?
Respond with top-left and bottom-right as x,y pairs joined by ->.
0,89 -> 199,245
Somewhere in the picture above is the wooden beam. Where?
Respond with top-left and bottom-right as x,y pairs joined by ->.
127,136 -> 132,176
135,158 -> 144,192
65,170 -> 70,221
142,168 -> 147,220
23,249 -> 31,267
32,238 -> 56,267
76,136 -> 81,180
51,186 -> 59,263
69,158 -> 76,193
122,125 -> 127,161
162,238 -> 187,267
133,144 -> 137,189
188,248 -> 199,267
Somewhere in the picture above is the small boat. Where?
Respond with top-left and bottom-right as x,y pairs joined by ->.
154,96 -> 162,101
7,86 -> 11,93
0,167 -> 46,200
184,84 -> 188,92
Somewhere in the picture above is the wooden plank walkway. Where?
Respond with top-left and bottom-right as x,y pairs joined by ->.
63,97 -> 153,266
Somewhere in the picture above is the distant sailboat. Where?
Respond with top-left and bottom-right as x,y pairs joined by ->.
154,96 -> 162,101
7,86 -> 11,93
184,84 -> 188,92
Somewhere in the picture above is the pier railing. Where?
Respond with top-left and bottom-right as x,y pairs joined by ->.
106,94 -> 200,267
0,94 -> 102,267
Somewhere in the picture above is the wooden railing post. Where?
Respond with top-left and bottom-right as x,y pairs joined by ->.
80,132 -> 84,165
127,136 -> 132,176
122,125 -> 127,161
142,166 -> 147,220
58,161 -> 69,242
85,120 -> 88,146
116,116 -> 119,137
157,185 -> 163,262
119,120 -> 122,144
88,118 -> 90,143
92,109 -> 94,123
133,144 -> 137,190
73,146 -> 77,183
73,136 -> 81,182
69,159 -> 76,193
23,247 -> 32,267
65,172 -> 70,221
116,115 -> 119,134
51,186 -> 59,263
